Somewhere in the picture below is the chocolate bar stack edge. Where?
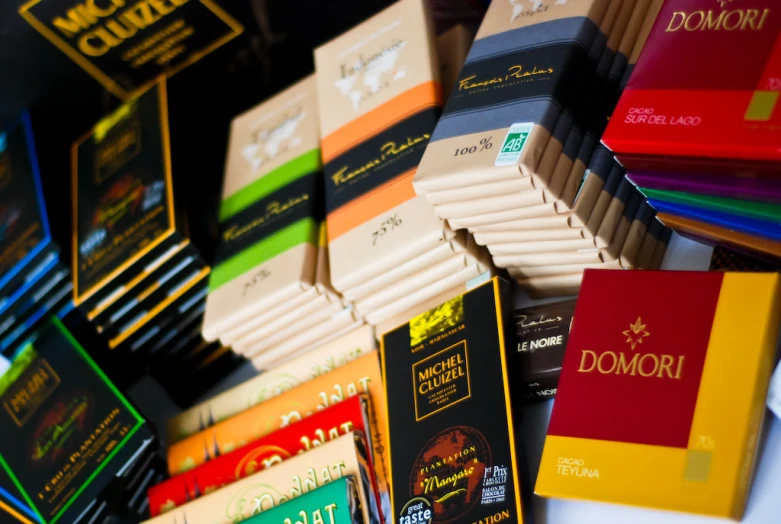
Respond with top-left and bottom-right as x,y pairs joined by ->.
0,317 -> 159,524
71,79 -> 239,404
315,0 -> 495,325
602,0 -> 781,260
200,75 -> 363,368
0,114 -> 73,361
413,0 -> 674,297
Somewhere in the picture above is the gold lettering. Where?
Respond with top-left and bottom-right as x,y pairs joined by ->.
723,10 -> 743,30
78,26 -> 121,56
323,503 -> 337,524
579,349 -> 683,379
657,354 -> 674,378
703,9 -> 727,30
53,0 -> 189,54
597,352 -> 617,374
52,2 -> 102,37
616,352 -> 639,376
147,0 -> 174,16
421,466 -> 475,494
638,353 -> 659,377
105,16 -> 137,38
684,11 -> 705,31
417,354 -> 465,394
758,9 -> 770,30
675,356 -> 685,379
666,11 -> 686,32
578,350 -> 597,372
51,0 -> 127,37
668,9 -> 770,32
740,9 -> 759,30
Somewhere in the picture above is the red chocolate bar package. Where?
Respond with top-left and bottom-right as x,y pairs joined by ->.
149,395 -> 378,517
602,0 -> 781,176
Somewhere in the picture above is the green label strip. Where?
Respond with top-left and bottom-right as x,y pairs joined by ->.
219,149 -> 321,222
209,217 -> 318,292
641,187 -> 781,223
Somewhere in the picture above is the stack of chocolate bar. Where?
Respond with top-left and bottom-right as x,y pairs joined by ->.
0,317 -> 160,524
602,0 -> 781,261
414,0 -> 673,297
314,0 -> 493,327
200,76 -> 363,369
141,328 -> 387,524
71,80 -> 235,400
0,114 -> 73,359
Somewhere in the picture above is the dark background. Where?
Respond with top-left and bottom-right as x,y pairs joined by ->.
0,0 -> 485,267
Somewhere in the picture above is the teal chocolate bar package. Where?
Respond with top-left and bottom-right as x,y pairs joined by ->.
244,476 -> 363,524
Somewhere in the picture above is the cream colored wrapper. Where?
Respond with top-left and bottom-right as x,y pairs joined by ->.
330,198 -> 456,292
234,299 -> 346,355
251,320 -> 370,370
204,243 -> 317,341
343,231 -> 468,302
204,76 -> 321,342
422,177 -> 535,205
247,309 -> 363,363
354,247 -> 479,315
364,247 -> 493,325
222,291 -> 339,346
167,325 -> 375,442
143,433 -> 380,524
218,286 -> 320,345
436,24 -> 473,101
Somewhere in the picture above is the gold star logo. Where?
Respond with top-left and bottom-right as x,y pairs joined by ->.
622,317 -> 650,350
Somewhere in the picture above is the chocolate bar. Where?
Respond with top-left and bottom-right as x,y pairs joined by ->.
150,395 -> 375,517
91,242 -> 200,330
0,113 -> 53,298
241,476 -> 363,524
168,324 -> 375,440
628,170 -> 781,204
648,199 -> 781,242
147,433 -> 381,524
536,270 -> 781,519
72,79 -> 185,313
414,0 -> 612,194
0,317 -> 153,524
202,75 -> 324,341
343,231 -> 469,302
381,278 -> 530,524
241,307 -> 362,362
641,187 -> 781,223
108,266 -> 210,349
166,351 -> 389,497
657,212 -> 781,259
315,0 -> 450,293
513,300 -> 576,402
249,319 -> 370,371
602,0 -> 781,175
364,249 -> 493,327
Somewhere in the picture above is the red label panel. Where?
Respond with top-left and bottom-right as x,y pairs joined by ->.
548,270 -> 723,449
605,89 -> 781,162
628,0 -> 780,92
